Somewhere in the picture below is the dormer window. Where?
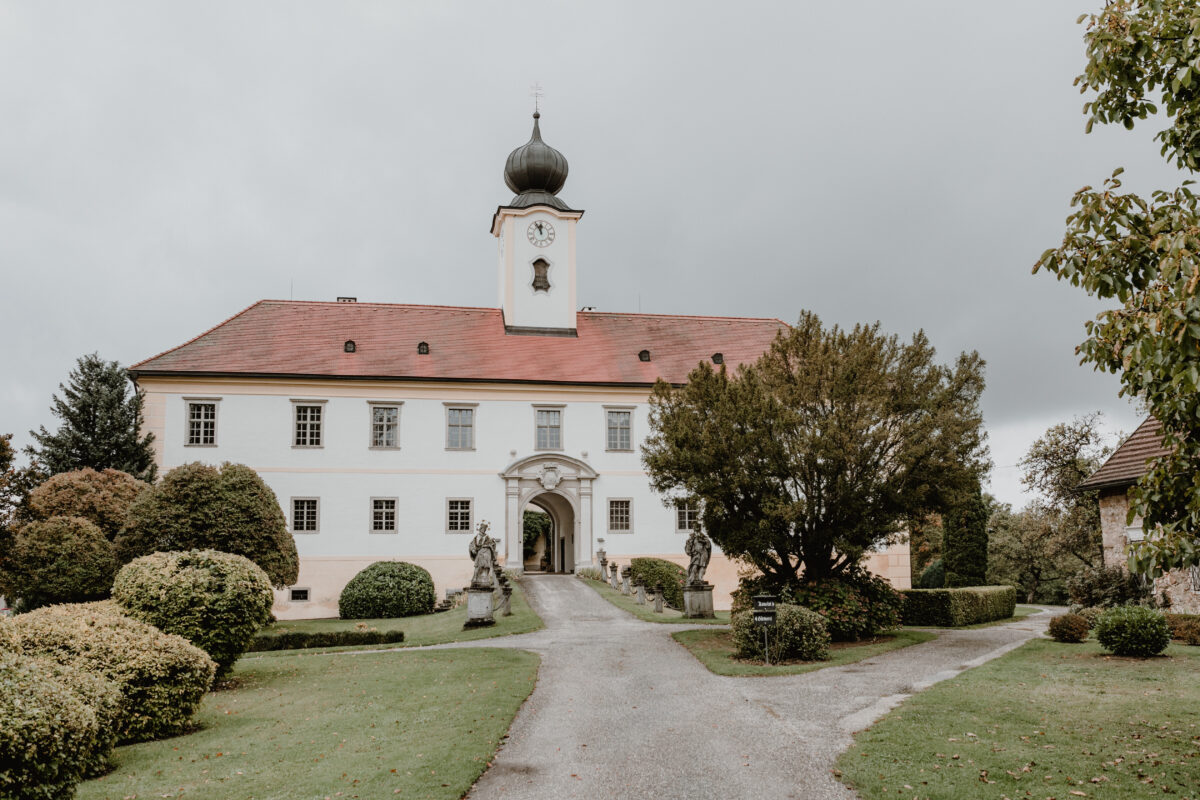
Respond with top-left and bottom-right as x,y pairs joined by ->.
638,349 -> 651,362
344,340 -> 356,353
417,341 -> 430,355
532,259 -> 550,292
712,352 -> 724,364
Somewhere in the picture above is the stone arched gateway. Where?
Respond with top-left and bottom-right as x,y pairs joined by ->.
501,454 -> 597,576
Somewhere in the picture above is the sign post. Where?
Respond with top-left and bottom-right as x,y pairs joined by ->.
752,594 -> 778,665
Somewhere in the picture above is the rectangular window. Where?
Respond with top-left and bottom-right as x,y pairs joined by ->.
372,498 -> 397,532
186,401 -> 217,446
535,408 -> 562,450
675,500 -> 700,533
446,407 -> 475,450
289,588 -> 310,602
370,404 -> 400,448
292,498 -> 319,533
294,404 -> 324,447
608,499 -> 632,533
447,498 -> 473,533
606,409 -> 632,451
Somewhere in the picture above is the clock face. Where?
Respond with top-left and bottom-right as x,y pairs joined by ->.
527,220 -> 555,247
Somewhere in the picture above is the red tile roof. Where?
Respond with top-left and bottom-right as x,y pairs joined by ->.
1078,417 -> 1172,491
131,300 -> 787,386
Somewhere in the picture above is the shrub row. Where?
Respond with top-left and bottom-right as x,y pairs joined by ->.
247,628 -> 407,652
1165,612 -> 1200,645
1,602 -> 217,798
900,585 -> 1017,626
7,602 -> 216,743
629,558 -> 685,609
0,651 -> 121,800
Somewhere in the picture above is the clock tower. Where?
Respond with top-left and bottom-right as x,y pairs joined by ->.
490,112 -> 583,334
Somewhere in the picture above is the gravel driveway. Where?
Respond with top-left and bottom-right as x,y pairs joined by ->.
421,575 -> 1052,800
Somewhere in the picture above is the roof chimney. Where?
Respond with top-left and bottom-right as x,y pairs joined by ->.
337,296 -> 357,303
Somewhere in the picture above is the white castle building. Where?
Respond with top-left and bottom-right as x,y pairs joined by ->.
131,113 -> 910,618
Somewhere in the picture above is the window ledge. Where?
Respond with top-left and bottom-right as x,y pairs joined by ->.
184,444 -> 219,448
291,445 -> 325,450
368,446 -> 401,451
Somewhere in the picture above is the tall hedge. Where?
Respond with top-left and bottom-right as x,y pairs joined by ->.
0,516 -> 118,609
116,462 -> 299,587
629,557 -> 686,609
943,486 -> 989,588
112,550 -> 275,677
900,585 -> 1016,626
9,602 -> 216,743
27,467 -> 148,539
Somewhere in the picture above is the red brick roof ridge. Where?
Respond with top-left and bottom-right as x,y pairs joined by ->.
130,299 -> 269,370
129,298 -> 789,385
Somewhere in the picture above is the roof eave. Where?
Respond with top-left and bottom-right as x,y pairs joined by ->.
129,368 -> 680,390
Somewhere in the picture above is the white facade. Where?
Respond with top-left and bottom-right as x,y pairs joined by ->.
141,377 -> 704,618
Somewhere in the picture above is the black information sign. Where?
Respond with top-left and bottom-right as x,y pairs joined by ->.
752,610 -> 776,627
752,594 -> 777,611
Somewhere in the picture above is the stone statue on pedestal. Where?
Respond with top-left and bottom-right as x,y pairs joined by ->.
469,521 -> 499,589
685,525 -> 712,586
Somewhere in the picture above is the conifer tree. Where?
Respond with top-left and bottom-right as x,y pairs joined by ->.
943,484 -> 989,588
27,354 -> 157,482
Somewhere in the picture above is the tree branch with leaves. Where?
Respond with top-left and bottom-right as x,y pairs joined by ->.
1035,0 -> 1200,575
642,311 -> 989,589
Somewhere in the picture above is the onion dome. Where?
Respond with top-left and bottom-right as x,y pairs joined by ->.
503,112 -> 571,210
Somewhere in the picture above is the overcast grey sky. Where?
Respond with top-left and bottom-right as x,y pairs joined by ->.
0,2 -> 1176,508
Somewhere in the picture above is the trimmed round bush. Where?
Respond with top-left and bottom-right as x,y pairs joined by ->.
1047,613 -> 1090,643
10,602 -> 216,742
629,557 -> 686,609
791,569 -> 903,641
0,651 -> 102,800
918,558 -> 945,589
28,467 -> 148,539
116,462 -> 299,587
339,561 -> 436,619
1095,605 -> 1171,658
112,550 -> 275,677
0,516 -> 118,609
731,603 -> 830,662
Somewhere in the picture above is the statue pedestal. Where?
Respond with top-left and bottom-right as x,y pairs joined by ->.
635,584 -> 646,605
683,583 -> 715,619
654,584 -> 664,614
464,586 -> 496,628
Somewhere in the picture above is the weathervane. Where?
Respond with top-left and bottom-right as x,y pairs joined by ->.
530,82 -> 544,114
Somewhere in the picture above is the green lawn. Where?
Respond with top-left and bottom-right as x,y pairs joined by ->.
838,638 -> 1200,799
580,577 -> 731,624
78,648 -> 539,800
249,582 -> 543,657
672,628 -> 936,676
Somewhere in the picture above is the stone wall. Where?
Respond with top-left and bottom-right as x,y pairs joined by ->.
1098,488 -> 1200,613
